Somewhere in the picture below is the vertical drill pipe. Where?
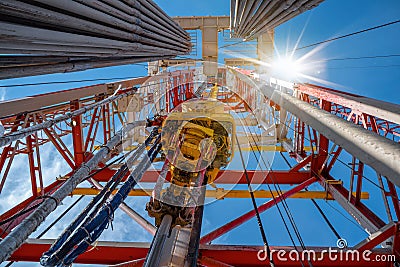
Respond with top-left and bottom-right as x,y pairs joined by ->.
246,0 -> 297,39
186,205 -> 205,267
230,0 -> 236,33
143,214 -> 173,267
186,171 -> 207,267
260,0 -> 325,36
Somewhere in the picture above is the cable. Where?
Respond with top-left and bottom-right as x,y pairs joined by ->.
219,40 -> 248,49
326,64 -> 400,70
36,195 -> 85,239
237,112 -> 308,267
243,119 -> 309,250
279,152 -> 342,241
220,18 -> 400,59
41,131 -> 157,265
320,54 -> 400,62
0,133 -> 138,237
235,134 -> 275,267
0,75 -> 147,88
324,201 -> 366,232
83,151 -> 129,182
0,203 -> 41,227
295,19 -> 400,51
308,193 -> 341,240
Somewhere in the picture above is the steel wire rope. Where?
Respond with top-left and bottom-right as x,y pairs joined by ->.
0,181 -> 64,233
62,139 -> 162,266
235,134 -> 275,267
294,19 -> 400,52
2,181 -> 82,267
279,152 -> 342,241
326,64 -> 400,70
237,111 -> 310,266
314,54 -> 400,62
212,84 -> 305,264
238,113 -> 307,246
42,130 -> 158,262
324,201 -> 367,232
36,195 -> 85,239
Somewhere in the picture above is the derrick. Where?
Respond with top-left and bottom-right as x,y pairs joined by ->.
0,1 -> 399,267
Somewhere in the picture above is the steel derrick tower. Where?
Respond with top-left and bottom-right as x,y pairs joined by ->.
0,0 -> 399,266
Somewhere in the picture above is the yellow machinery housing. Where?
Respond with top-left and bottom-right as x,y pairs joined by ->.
147,97 -> 235,227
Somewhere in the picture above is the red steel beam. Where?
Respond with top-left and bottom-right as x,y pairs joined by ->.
315,99 -> 331,172
200,177 -> 317,244
0,76 -> 150,119
0,115 -> 24,193
198,256 -> 234,267
354,222 -> 398,251
42,128 -> 75,169
326,146 -> 342,173
200,245 -> 394,267
318,173 -> 386,233
387,181 -> 400,221
84,106 -> 101,152
91,169 -> 312,184
71,100 -> 85,166
296,83 -> 400,125
289,155 -> 311,172
9,240 -> 394,266
26,134 -> 39,197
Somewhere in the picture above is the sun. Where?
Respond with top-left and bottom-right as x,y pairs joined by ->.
271,56 -> 305,80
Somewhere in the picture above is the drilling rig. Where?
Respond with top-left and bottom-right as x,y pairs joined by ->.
0,1 -> 400,267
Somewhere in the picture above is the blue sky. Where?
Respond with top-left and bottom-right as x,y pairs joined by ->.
1,0 -> 400,266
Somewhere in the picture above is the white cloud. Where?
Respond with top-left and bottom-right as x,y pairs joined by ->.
0,87 -> 6,101
0,136 -> 155,266
0,143 -> 71,214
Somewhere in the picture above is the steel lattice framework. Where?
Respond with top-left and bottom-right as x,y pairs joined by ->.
0,1 -> 400,267
0,66 -> 399,266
